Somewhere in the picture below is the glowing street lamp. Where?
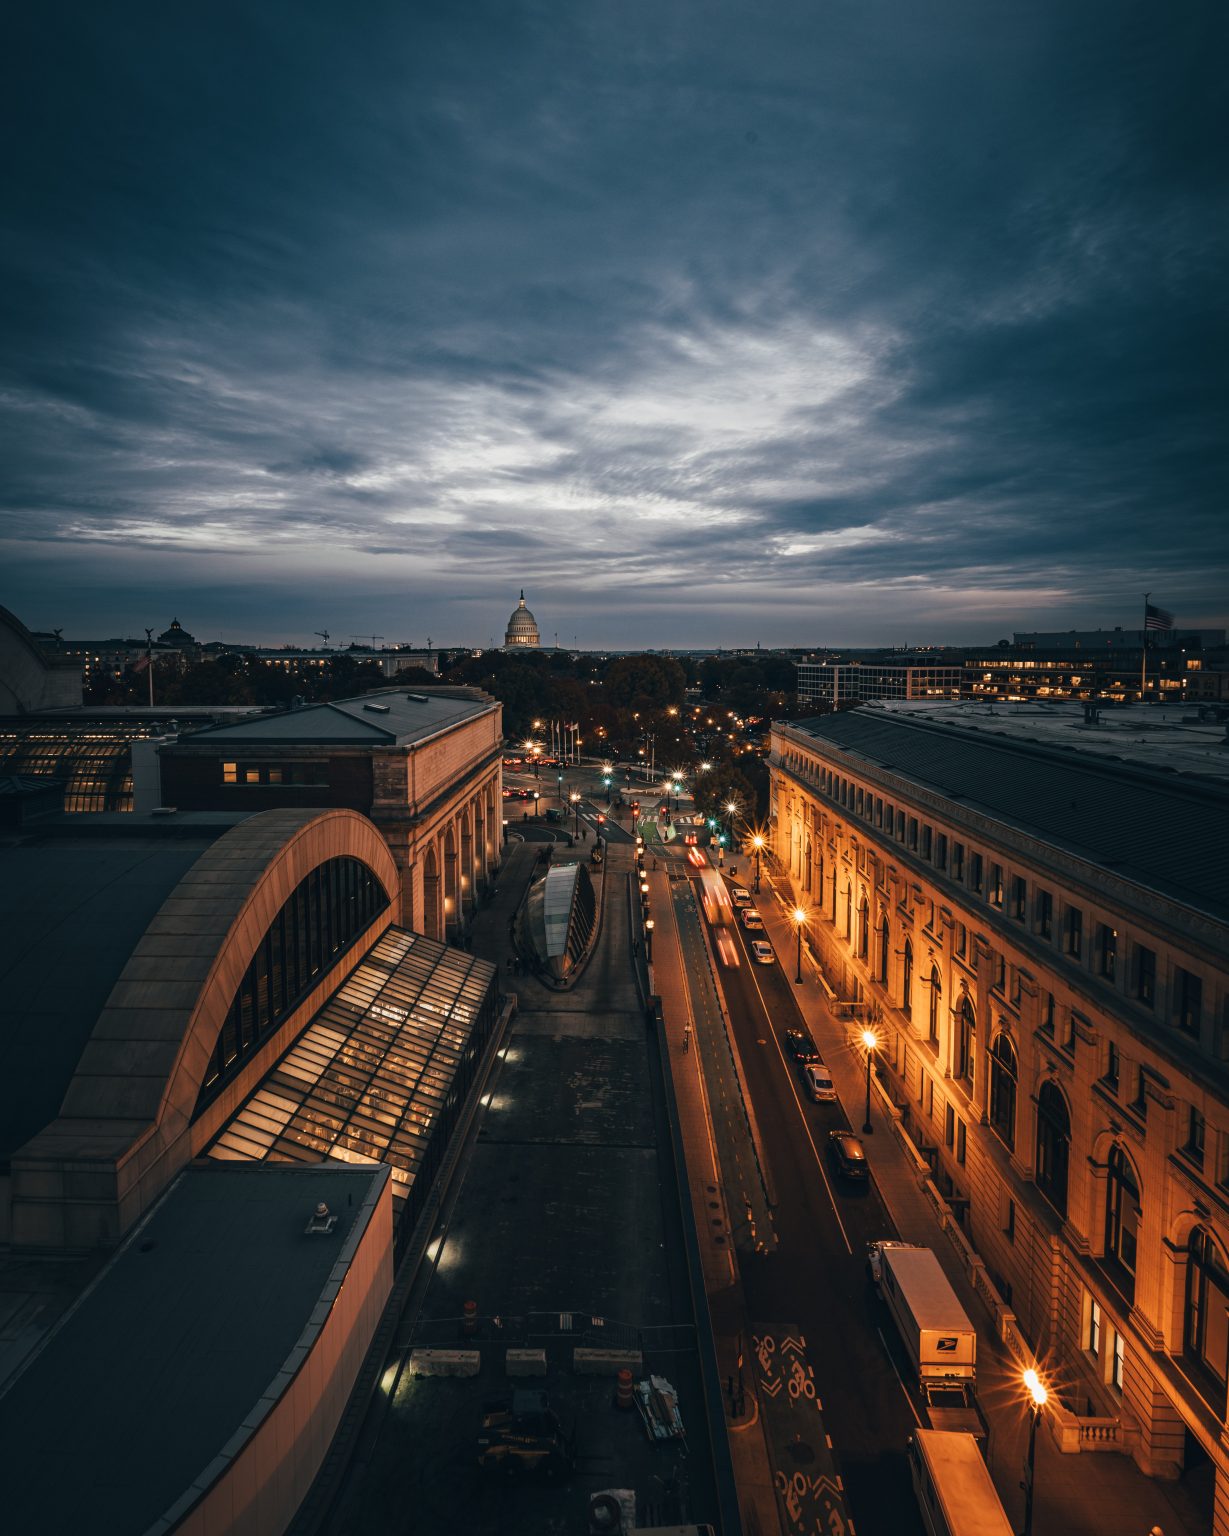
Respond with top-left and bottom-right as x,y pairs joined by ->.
533,790 -> 540,818
570,790 -> 581,836
792,905 -> 807,984
644,916 -> 654,960
1022,1368 -> 1049,1536
751,833 -> 765,894
861,1028 -> 878,1134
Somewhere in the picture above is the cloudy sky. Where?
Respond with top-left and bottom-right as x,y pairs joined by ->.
2,2 -> 1225,648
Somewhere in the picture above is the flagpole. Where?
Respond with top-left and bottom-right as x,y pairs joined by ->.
1141,593 -> 1148,703
145,627 -> 155,708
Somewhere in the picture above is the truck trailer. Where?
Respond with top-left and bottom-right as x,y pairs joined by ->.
874,1242 -> 977,1382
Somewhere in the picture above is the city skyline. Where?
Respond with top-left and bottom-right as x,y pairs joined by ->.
3,5 -> 1226,647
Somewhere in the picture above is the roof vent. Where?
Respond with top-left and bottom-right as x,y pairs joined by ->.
305,1201 -> 337,1236
363,702 -> 391,713
405,692 -> 429,703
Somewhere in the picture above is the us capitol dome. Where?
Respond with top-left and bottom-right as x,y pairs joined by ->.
504,591 -> 541,649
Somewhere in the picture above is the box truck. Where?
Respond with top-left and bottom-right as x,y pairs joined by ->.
871,1242 -> 977,1382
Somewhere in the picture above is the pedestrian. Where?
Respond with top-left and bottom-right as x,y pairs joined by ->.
683,1024 -> 692,1052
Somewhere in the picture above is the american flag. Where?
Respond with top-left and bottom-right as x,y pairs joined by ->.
1144,602 -> 1173,633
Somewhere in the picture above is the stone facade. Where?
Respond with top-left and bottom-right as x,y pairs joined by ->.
770,718 -> 1229,1532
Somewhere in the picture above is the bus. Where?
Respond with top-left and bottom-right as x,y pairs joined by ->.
698,866 -> 733,927
907,1430 -> 1012,1536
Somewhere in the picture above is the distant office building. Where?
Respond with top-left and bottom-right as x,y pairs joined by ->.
964,647 -> 1200,704
796,660 -> 964,707
245,646 -> 439,679
770,700 -> 1228,1531
158,686 -> 502,938
504,590 -> 541,649
1015,627 -> 1225,650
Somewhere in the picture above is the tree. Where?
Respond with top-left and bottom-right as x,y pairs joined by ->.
602,655 -> 686,711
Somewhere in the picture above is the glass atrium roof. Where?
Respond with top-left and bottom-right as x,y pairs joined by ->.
208,927 -> 497,1210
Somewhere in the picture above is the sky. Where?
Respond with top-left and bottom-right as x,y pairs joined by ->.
2,2 -> 1226,649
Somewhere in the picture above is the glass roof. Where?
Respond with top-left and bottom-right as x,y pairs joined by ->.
208,927 -> 497,1208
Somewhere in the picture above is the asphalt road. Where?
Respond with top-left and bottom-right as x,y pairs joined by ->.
707,890 -> 928,1536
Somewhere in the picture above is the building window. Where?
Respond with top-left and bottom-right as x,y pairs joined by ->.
955,921 -> 967,959
935,834 -> 947,871
1129,1068 -> 1148,1120
989,1033 -> 1017,1150
1186,1227 -> 1229,1396
1104,1144 -> 1141,1300
1135,945 -> 1156,1007
945,1102 -> 955,1148
1174,968 -> 1202,1038
1036,1081 -> 1070,1217
956,1118 -> 967,1165
969,852 -> 983,893
1106,1333 -> 1130,1394
1039,990 -> 1056,1036
1103,1041 -> 1119,1092
989,863 -> 1003,907
1064,906 -> 1083,959
1088,1297 -> 1102,1358
920,825 -> 932,859
952,842 -> 965,881
196,855 -> 391,1112
902,937 -> 914,1013
858,896 -> 870,959
1035,889 -> 1053,940
993,953 -> 1006,993
1010,874 -> 1027,920
1097,924 -> 1117,981
956,995 -> 975,1086
908,817 -> 919,850
1185,1107 -> 1206,1168
928,965 -> 941,1044
878,916 -> 890,984
222,761 -> 238,784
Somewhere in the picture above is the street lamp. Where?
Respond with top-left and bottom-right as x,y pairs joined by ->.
751,833 -> 765,893
570,790 -> 581,836
644,917 -> 654,961
1022,1368 -> 1048,1536
671,778 -> 682,812
861,1028 -> 878,1134
792,905 -> 806,984
533,790 -> 540,818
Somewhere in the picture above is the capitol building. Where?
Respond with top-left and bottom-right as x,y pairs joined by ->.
504,590 -> 541,649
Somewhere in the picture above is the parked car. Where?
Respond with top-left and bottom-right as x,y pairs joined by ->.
729,884 -> 753,908
750,940 -> 775,965
827,1130 -> 869,1181
740,908 -> 765,931
783,1028 -> 819,1064
804,1063 -> 838,1103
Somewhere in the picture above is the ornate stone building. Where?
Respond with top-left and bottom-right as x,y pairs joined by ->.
504,590 -> 541,648
769,703 -> 1229,1533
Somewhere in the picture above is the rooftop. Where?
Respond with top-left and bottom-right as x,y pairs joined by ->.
781,702 -> 1229,924
0,1163 -> 387,1535
169,686 -> 494,749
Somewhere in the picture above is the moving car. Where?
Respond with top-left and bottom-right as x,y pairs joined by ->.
740,908 -> 764,931
804,1063 -> 838,1102
751,940 -> 775,965
827,1130 -> 869,1180
783,1028 -> 819,1064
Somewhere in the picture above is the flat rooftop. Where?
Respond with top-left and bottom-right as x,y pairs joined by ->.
0,1163 -> 386,1536
171,687 -> 494,749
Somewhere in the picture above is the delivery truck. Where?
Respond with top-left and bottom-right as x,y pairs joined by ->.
871,1242 -> 977,1382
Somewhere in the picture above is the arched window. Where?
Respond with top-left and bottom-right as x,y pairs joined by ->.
844,882 -> 852,938
956,995 -> 975,1085
989,1033 -> 1017,1150
858,896 -> 870,959
1105,1144 -> 1141,1299
1036,1082 -> 1070,1216
902,938 -> 913,1013
928,965 -> 941,1043
878,917 -> 890,984
1186,1227 -> 1229,1395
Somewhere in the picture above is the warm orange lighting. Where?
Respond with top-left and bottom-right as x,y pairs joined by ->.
1023,1368 -> 1048,1408
861,1028 -> 878,1053
792,906 -> 806,927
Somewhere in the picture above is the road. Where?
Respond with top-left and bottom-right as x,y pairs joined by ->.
694,866 -> 928,1536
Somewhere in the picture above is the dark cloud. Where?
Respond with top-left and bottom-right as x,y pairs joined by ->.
1,2 -> 1226,646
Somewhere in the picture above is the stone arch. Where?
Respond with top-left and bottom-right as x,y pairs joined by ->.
459,803 -> 475,923
443,821 -> 460,939
422,840 -> 443,942
857,890 -> 870,960
988,1028 -> 1018,1150
1035,1079 -> 1072,1217
10,808 -> 399,1248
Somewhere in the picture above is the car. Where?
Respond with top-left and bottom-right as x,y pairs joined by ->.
729,885 -> 753,908
714,930 -> 740,968
866,1238 -> 922,1288
751,940 -> 775,965
783,1028 -> 819,1064
827,1130 -> 869,1180
740,908 -> 764,931
804,1063 -> 838,1102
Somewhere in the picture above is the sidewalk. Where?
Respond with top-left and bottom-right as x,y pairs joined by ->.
648,860 -> 781,1536
751,869 -> 1202,1536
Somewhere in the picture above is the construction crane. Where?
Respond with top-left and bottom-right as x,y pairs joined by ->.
350,634 -> 385,650
314,630 -> 330,647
